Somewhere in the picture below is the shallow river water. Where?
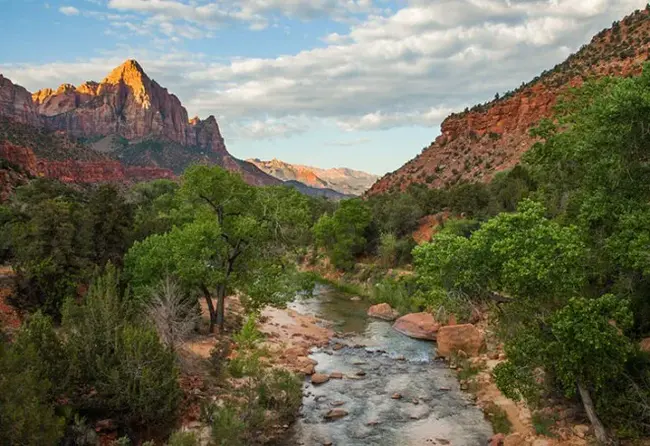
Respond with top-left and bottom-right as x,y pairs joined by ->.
284,285 -> 493,446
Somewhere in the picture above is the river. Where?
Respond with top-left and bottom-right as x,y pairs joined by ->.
283,284 -> 493,446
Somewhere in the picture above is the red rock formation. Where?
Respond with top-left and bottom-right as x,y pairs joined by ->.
0,75 -> 42,127
0,141 -> 174,185
1,60 -> 278,187
248,158 -> 378,195
436,324 -> 485,358
33,60 -> 230,156
367,8 -> 650,195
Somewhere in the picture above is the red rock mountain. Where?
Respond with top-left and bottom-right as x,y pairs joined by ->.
367,8 -> 650,195
0,60 -> 279,189
247,158 -> 378,196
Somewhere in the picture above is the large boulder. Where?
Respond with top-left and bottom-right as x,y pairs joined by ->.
367,303 -> 400,321
436,324 -> 484,358
392,312 -> 440,340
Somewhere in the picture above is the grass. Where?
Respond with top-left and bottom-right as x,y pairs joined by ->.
532,411 -> 557,437
484,402 -> 512,434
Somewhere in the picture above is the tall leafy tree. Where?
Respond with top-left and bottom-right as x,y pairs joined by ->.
126,166 -> 312,331
313,199 -> 372,270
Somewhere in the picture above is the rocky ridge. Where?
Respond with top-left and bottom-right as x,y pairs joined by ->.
0,60 -> 279,188
368,7 -> 650,195
248,158 -> 378,196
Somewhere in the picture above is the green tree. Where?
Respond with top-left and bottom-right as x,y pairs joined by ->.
126,166 -> 312,331
10,197 -> 91,316
0,313 -> 66,445
87,184 -> 134,267
63,266 -> 181,428
313,199 -> 372,270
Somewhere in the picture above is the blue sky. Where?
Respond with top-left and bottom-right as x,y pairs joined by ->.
0,0 -> 646,174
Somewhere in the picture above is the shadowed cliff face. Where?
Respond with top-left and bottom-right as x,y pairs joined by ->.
0,60 -> 279,187
367,8 -> 650,196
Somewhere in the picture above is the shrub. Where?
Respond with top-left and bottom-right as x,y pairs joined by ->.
484,402 -> 512,434
209,404 -> 246,446
0,325 -> 65,446
63,267 -> 181,428
258,368 -> 302,423
167,431 -> 199,446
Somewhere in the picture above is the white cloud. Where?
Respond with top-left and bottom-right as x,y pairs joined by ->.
3,0 -> 648,142
59,6 -> 80,16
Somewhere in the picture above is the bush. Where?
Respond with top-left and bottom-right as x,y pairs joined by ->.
0,318 -> 65,445
209,404 -> 247,446
372,275 -> 421,314
258,368 -> 302,423
484,402 -> 512,434
63,267 -> 181,428
167,431 -> 199,446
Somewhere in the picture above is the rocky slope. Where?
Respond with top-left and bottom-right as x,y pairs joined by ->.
0,60 -> 279,187
247,158 -> 378,196
368,7 -> 650,195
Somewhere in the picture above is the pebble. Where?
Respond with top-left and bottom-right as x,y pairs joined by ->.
391,393 -> 402,400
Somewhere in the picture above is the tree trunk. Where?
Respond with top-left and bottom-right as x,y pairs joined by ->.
577,380 -> 613,445
216,284 -> 226,331
201,285 -> 217,333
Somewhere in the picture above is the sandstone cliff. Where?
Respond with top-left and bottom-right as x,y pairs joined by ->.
0,75 -> 42,127
0,60 -> 278,187
248,158 -> 378,195
367,8 -> 650,195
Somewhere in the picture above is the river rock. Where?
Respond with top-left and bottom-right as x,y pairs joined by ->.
504,433 -> 527,446
350,296 -> 362,301
311,373 -> 330,385
436,324 -> 485,358
391,393 -> 402,399
392,312 -> 440,340
330,371 -> 343,379
324,408 -> 348,420
640,337 -> 650,352
367,303 -> 400,321
489,433 -> 506,446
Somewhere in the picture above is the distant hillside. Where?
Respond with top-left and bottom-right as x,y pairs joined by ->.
247,158 -> 378,196
367,7 -> 650,195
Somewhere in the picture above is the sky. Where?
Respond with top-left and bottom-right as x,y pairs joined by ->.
0,0 -> 646,175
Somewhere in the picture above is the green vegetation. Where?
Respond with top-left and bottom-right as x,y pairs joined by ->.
310,64 -> 650,443
0,166 -> 315,443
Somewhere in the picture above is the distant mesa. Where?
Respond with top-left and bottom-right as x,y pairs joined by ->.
247,158 -> 378,196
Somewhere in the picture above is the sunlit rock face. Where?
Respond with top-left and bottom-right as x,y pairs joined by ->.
0,59 -> 279,187
33,59 -> 227,154
367,9 -> 650,196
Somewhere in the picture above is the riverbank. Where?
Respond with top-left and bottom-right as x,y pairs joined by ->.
299,265 -> 603,446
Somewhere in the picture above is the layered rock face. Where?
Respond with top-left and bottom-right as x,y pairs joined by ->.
367,8 -> 650,195
0,141 -> 174,184
0,75 -> 42,127
33,60 -> 229,156
0,59 -> 278,188
248,158 -> 378,195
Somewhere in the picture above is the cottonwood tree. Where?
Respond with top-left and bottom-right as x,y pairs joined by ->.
414,200 -> 631,443
126,165 -> 312,332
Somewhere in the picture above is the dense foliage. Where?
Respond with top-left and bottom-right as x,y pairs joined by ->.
0,166 -> 318,444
